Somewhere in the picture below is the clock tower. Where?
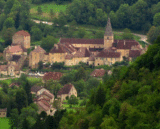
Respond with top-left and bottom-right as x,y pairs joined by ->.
104,17 -> 114,49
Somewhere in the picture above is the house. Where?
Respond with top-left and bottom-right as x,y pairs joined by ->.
90,68 -> 106,78
12,30 -> 30,49
57,83 -> 77,101
29,46 -> 48,69
42,72 -> 63,82
31,86 -> 47,96
0,108 -> 7,117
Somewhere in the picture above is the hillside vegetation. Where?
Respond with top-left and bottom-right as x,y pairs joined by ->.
57,37 -> 160,129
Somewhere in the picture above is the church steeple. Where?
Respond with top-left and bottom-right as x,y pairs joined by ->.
104,17 -> 114,49
105,17 -> 113,36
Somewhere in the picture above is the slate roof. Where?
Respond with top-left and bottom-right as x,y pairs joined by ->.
0,65 -> 8,71
73,47 -> 91,58
6,45 -> 23,53
57,83 -> 74,95
14,30 -> 30,36
112,40 -> 139,49
129,50 -> 141,57
96,49 -> 121,58
90,69 -> 106,77
11,55 -> 21,62
43,72 -> 63,81
104,17 -> 113,36
32,46 -> 46,53
60,38 -> 104,45
0,108 -> 7,112
31,86 -> 44,93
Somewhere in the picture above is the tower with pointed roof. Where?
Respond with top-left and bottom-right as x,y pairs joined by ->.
104,17 -> 114,49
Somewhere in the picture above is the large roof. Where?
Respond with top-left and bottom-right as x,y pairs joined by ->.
6,45 -> 23,53
113,40 -> 139,49
96,49 -> 121,58
60,38 -> 104,45
90,69 -> 106,77
50,43 -> 76,54
104,17 -> 113,36
42,91 -> 54,99
43,72 -> 63,81
14,30 -> 30,36
73,47 -> 91,58
57,83 -> 74,95
129,50 -> 141,58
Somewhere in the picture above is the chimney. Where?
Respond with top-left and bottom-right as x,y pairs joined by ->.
55,44 -> 58,49
124,40 -> 125,45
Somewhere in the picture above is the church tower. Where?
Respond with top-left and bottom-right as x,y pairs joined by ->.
104,17 -> 114,49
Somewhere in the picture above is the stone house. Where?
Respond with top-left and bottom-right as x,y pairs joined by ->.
129,50 -> 141,61
12,30 -> 30,49
57,83 -> 77,101
31,86 -> 47,96
29,46 -> 47,69
0,108 -> 7,117
0,65 -> 8,75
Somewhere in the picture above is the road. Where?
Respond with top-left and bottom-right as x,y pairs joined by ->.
31,19 -> 150,45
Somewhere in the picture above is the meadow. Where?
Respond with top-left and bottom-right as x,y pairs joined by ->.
0,118 -> 10,129
30,2 -> 68,21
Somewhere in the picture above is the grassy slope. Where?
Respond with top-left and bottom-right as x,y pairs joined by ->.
0,118 -> 10,129
30,2 -> 68,21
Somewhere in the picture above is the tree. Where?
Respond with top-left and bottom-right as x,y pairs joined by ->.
24,81 -> 33,105
30,26 -> 43,41
74,67 -> 86,81
50,9 -> 55,18
37,6 -> 42,15
15,89 -> 28,113
41,35 -> 58,52
2,27 -> 16,46
38,61 -> 43,70
122,28 -> 134,40
53,99 -> 61,110
0,0 -> 5,13
147,26 -> 160,43
68,95 -> 78,105
153,13 -> 160,26
10,108 -> 19,128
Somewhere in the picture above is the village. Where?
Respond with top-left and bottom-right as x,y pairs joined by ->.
0,18 -> 148,117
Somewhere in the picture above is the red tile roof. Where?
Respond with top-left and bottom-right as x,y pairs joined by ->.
43,72 -> 63,81
50,44 -> 67,53
14,30 -> 30,36
73,47 -> 91,58
89,55 -> 95,61
90,69 -> 106,77
6,45 -> 23,53
0,65 -> 7,71
42,91 -> 54,99
0,108 -> 7,112
113,40 -> 139,49
31,86 -> 44,93
96,49 -> 121,58
60,38 -> 104,44
32,46 -> 46,53
57,83 -> 73,95
37,101 -> 50,111
129,50 -> 141,57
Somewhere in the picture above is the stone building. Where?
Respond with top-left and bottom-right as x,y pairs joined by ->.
0,108 -> 7,117
29,17 -> 146,68
57,83 -> 77,101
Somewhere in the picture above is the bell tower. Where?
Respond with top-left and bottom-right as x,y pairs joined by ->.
104,17 -> 114,49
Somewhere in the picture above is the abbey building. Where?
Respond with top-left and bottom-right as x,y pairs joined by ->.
29,17 -> 147,68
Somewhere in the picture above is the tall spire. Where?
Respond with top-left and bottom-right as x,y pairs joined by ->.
105,17 -> 113,36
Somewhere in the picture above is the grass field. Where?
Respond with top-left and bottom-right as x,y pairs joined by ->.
30,2 -> 68,21
0,118 -> 10,129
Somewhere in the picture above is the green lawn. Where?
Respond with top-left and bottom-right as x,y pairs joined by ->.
30,2 -> 68,21
0,118 -> 10,129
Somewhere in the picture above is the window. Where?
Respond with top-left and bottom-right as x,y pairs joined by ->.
107,37 -> 109,39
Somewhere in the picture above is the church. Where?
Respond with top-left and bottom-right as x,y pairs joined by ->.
29,17 -> 147,68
